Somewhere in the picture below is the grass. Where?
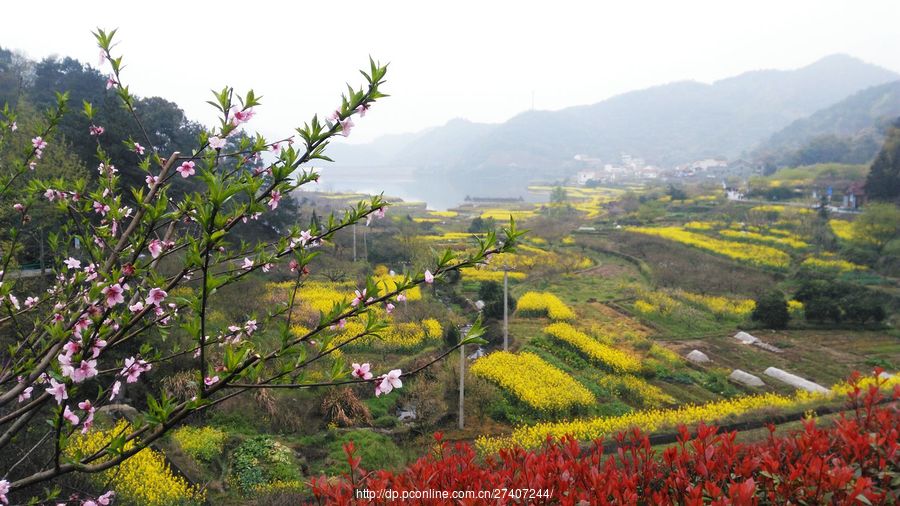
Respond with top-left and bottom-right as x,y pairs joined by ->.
512,252 -> 642,305
621,299 -> 740,339
319,429 -> 408,475
130,183 -> 900,506
658,330 -> 900,396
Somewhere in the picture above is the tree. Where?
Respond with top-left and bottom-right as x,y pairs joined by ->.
468,216 -> 495,233
550,185 -> 567,204
442,324 -> 461,348
0,30 -> 522,503
751,290 -> 790,329
667,184 -> 687,201
477,281 -> 516,320
852,202 -> 900,250
865,118 -> 900,201
794,279 -> 886,325
842,293 -> 886,324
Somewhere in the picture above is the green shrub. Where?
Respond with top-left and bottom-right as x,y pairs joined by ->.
751,290 -> 790,329
701,372 -> 741,397
373,415 -> 398,428
478,280 -> 517,320
364,393 -> 400,419
229,436 -> 301,494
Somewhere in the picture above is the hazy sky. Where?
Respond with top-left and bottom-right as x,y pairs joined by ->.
4,1 -> 900,143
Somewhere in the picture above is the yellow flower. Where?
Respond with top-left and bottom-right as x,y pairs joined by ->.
422,318 -> 442,338
719,229 -> 808,250
800,257 -> 867,272
600,374 -> 676,407
544,322 -> 640,373
476,374 -> 900,454
634,299 -> 656,314
479,208 -> 537,221
516,292 -> 575,320
470,351 -> 594,412
683,221 -> 716,230
374,274 -> 422,301
67,420 -> 205,505
171,425 -> 226,462
675,290 -> 755,318
626,226 -> 790,269
801,256 -> 866,272
460,268 -> 527,282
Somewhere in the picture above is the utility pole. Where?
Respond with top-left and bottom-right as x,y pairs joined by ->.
363,226 -> 368,263
503,266 -> 509,351
458,341 -> 465,429
352,224 -> 357,262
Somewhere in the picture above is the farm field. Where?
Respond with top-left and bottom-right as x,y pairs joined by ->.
10,174 -> 898,504
7,18 -> 900,505
134,185 -> 900,504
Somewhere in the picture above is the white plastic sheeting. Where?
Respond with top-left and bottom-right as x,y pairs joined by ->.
686,350 -> 711,364
763,367 -> 830,394
733,331 -> 759,344
729,369 -> 765,387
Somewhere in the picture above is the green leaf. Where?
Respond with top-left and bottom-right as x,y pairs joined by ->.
459,315 -> 488,345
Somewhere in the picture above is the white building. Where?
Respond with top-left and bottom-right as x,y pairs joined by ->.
576,170 -> 598,185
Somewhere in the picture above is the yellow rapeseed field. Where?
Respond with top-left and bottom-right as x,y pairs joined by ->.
460,268 -> 528,282
801,256 -> 867,272
544,322 -> 641,373
516,292 -> 576,320
600,374 -> 676,408
626,226 -> 790,269
675,290 -> 756,319
829,219 -> 855,241
67,420 -> 205,505
479,208 -> 537,221
374,273 -> 422,301
719,229 -> 809,250
476,374 -> 900,453
470,351 -> 594,412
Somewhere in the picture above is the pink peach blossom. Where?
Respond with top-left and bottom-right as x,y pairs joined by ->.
339,118 -> 354,137
352,362 -> 373,380
46,378 -> 68,404
146,287 -> 167,307
62,405 -> 79,425
148,239 -> 163,258
176,161 -> 195,178
101,283 -> 125,307
268,190 -> 281,210
208,136 -> 226,150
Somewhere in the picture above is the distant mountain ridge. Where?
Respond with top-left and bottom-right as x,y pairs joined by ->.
330,54 -> 899,176
753,79 -> 900,166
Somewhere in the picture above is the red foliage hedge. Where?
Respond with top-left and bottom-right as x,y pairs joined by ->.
310,374 -> 900,505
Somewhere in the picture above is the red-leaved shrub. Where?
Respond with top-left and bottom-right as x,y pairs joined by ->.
310,372 -> 900,505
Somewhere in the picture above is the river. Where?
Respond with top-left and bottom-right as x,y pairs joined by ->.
309,165 -> 550,210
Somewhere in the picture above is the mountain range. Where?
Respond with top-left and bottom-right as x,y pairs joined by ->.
329,54 -> 900,177
753,79 -> 900,166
